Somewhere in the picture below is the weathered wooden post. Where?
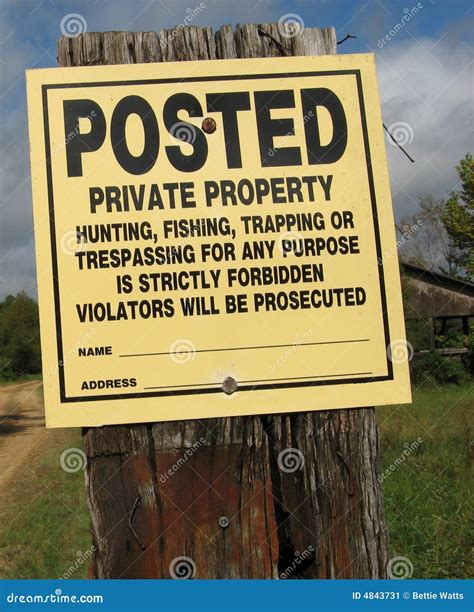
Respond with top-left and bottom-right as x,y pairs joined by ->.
56,24 -> 389,579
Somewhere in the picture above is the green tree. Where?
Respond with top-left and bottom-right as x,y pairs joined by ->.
0,292 -> 41,378
442,154 -> 474,280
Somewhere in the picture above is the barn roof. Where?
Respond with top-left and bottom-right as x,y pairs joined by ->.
401,262 -> 474,296
401,261 -> 474,318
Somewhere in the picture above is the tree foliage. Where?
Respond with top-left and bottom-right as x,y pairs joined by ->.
442,153 -> 474,280
0,292 -> 41,379
399,154 -> 473,280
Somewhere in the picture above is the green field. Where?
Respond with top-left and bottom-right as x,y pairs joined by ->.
0,428 -> 90,579
376,383 -> 473,578
0,382 -> 472,579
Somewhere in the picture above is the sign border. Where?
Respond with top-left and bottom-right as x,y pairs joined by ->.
41,68 -> 393,403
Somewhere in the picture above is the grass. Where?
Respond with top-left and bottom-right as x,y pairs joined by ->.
0,428 -> 90,579
377,382 -> 473,579
0,382 -> 471,579
0,373 -> 42,387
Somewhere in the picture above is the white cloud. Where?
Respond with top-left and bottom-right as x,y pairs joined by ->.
376,36 -> 473,220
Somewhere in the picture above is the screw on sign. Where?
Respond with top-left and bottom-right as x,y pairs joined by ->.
26,23 -> 411,578
202,117 -> 217,134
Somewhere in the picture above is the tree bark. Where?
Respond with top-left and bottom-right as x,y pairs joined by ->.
57,23 -> 389,580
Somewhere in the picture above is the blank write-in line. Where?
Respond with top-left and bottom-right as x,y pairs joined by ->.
120,338 -> 370,358
143,372 -> 374,390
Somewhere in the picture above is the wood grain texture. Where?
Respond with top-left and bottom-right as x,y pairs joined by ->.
57,23 -> 389,579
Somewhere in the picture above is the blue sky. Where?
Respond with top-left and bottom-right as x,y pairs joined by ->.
0,0 -> 473,297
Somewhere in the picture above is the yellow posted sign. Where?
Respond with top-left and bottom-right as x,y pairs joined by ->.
26,54 -> 411,428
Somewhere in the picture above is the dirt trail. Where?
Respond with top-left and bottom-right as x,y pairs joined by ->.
0,381 -> 46,493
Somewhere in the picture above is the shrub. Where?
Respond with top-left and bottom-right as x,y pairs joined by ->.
411,351 -> 469,386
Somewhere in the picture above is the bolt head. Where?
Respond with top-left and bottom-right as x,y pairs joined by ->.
222,377 -> 238,395
218,516 -> 230,528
